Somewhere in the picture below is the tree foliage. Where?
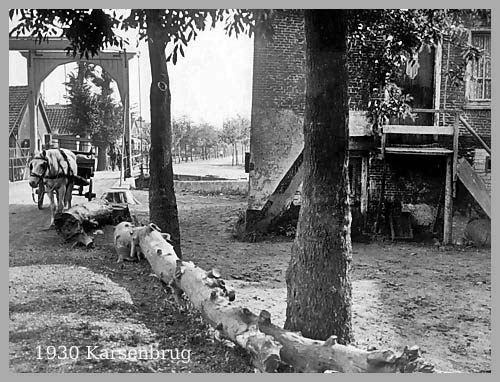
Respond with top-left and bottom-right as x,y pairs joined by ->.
345,9 -> 491,130
220,114 -> 250,146
171,115 -> 243,162
65,62 -> 123,149
90,68 -> 123,148
220,115 -> 250,165
64,62 -> 98,138
9,9 -> 273,59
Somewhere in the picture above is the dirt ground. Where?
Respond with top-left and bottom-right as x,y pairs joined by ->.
9,183 -> 490,373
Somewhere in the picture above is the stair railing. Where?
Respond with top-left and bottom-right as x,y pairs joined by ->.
458,115 -> 491,155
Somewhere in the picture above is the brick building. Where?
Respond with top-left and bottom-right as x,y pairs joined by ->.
246,10 -> 491,238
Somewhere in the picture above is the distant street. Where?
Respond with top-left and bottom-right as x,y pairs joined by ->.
172,155 -> 247,180
9,154 -> 246,206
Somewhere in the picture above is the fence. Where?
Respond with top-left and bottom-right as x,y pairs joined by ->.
116,150 -> 149,179
9,148 -> 31,182
51,136 -> 93,152
130,150 -> 149,176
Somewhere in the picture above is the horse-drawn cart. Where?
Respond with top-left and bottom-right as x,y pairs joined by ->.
35,148 -> 97,209
75,150 -> 96,200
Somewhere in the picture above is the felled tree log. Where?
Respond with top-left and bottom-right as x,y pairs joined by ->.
54,199 -> 130,247
134,223 -> 437,373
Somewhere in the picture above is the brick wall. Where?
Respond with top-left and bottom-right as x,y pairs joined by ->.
472,149 -> 491,189
248,10 -> 307,212
368,155 -> 446,205
251,10 -> 307,115
439,42 -> 491,146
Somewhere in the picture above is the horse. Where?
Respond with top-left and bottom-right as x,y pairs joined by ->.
28,148 -> 78,227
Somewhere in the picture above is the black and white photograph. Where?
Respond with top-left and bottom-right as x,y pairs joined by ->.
8,7 -> 492,373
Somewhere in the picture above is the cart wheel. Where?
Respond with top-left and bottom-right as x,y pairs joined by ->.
37,184 -> 45,210
87,179 -> 93,201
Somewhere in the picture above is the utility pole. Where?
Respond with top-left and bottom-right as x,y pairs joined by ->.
137,54 -> 144,170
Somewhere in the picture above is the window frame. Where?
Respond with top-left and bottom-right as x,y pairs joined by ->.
465,28 -> 491,109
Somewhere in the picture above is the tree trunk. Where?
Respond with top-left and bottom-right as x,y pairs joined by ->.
285,10 -> 353,344
133,223 -> 435,373
96,143 -> 108,171
53,199 -> 129,247
235,143 -> 239,166
146,12 -> 182,257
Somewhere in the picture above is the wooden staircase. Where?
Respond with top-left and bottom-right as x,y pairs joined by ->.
252,152 -> 303,232
457,158 -> 491,218
380,109 -> 492,242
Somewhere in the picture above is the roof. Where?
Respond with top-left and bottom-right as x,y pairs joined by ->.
9,86 -> 53,137
45,104 -> 72,134
9,86 -> 28,135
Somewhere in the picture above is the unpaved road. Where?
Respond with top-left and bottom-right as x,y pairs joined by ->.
9,171 -> 491,373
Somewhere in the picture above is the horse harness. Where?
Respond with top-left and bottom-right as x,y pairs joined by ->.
30,149 -> 75,182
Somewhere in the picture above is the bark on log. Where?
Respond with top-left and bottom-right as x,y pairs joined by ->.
54,199 -> 130,247
134,223 -> 437,373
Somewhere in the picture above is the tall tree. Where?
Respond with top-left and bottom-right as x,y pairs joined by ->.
220,114 -> 249,166
172,115 -> 192,162
144,9 -> 181,254
65,62 -> 123,170
196,122 -> 219,160
91,67 -> 123,170
284,10 -> 353,343
65,62 -> 99,141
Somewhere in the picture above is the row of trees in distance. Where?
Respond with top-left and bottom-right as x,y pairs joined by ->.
172,114 -> 249,165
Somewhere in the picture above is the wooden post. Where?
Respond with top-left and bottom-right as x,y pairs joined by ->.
443,155 -> 453,245
373,159 -> 387,234
9,158 -> 13,182
381,129 -> 387,160
27,50 -> 38,155
360,155 -> 369,230
452,112 -> 460,197
123,51 -> 132,178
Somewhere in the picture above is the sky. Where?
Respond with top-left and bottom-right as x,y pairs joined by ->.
9,21 -> 254,129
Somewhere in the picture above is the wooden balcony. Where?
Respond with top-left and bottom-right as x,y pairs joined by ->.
379,109 -> 461,245
380,108 -> 460,159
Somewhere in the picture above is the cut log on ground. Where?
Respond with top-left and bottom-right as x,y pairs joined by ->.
133,222 -> 437,373
54,199 -> 131,247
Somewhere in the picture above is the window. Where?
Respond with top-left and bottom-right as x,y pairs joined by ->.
44,134 -> 51,149
466,31 -> 491,107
